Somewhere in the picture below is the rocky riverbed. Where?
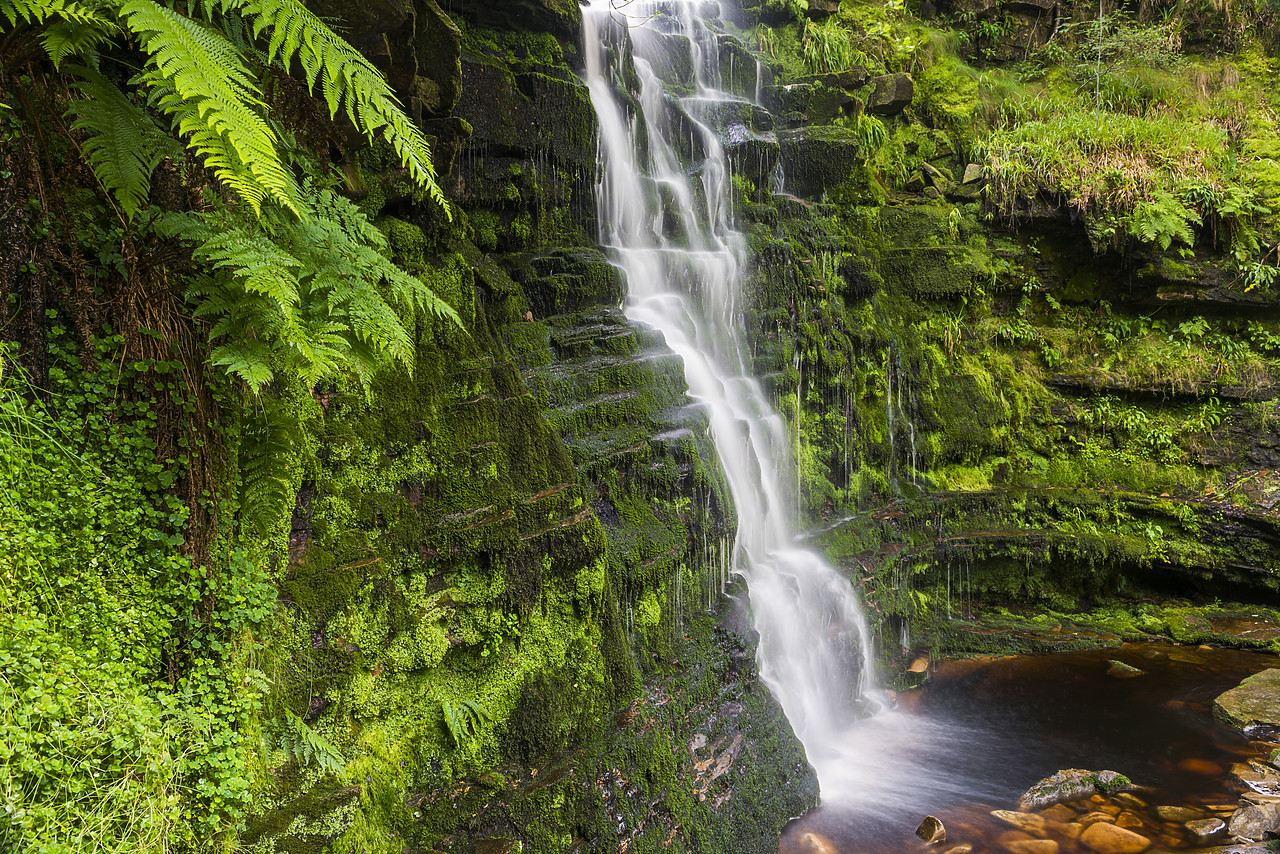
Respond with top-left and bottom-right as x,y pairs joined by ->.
781,642 -> 1280,854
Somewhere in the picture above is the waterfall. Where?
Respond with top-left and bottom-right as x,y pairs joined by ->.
582,0 -> 882,794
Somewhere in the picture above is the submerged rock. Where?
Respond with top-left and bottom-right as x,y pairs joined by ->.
1079,821 -> 1151,854
1018,769 -> 1136,809
1154,805 -> 1202,822
916,814 -> 947,844
1215,669 -> 1280,731
992,810 -> 1047,836
1106,660 -> 1144,679
793,831 -> 837,854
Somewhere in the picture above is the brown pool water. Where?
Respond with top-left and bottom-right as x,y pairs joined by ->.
780,641 -> 1279,854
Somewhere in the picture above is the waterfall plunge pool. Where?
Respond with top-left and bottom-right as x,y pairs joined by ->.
781,642 -> 1277,854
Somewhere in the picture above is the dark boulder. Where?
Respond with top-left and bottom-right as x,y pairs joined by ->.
777,126 -> 864,198
837,255 -> 881,300
807,0 -> 841,19
866,72 -> 914,115
451,0 -> 581,41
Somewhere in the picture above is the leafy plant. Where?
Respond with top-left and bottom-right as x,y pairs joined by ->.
1172,316 -> 1209,346
1124,190 -> 1197,250
853,112 -> 888,156
801,18 -> 853,74
155,182 -> 461,394
270,711 -> 347,780
441,698 -> 490,749
2,0 -> 446,217
236,402 -> 297,536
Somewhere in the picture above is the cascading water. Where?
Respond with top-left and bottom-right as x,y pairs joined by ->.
582,0 -> 884,794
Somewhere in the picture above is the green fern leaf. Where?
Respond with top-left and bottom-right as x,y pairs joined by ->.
441,698 -> 489,748
238,404 -> 295,535
211,0 -> 448,213
66,66 -> 185,220
42,18 -> 113,65
277,711 -> 347,780
120,0 -> 304,215
1,0 -> 110,28
210,340 -> 276,391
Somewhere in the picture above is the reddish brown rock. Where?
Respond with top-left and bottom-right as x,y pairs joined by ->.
1079,821 -> 1152,854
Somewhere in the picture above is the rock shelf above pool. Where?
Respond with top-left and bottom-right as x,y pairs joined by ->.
1214,669 -> 1280,731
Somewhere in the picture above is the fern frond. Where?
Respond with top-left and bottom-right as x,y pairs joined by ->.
1,0 -> 110,28
121,0 -> 304,215
210,340 -> 276,391
441,698 -> 489,749
238,404 -> 296,535
67,66 -> 185,220
211,0 -> 448,215
272,711 -> 347,780
42,18 -> 113,65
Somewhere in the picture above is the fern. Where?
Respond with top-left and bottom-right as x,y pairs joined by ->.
0,0 -> 109,28
1124,190 -> 1197,250
210,0 -> 447,212
67,65 -> 185,219
441,698 -> 489,749
272,711 -> 347,780
156,181 -> 460,393
121,0 -> 305,215
9,0 -> 446,217
238,404 -> 296,536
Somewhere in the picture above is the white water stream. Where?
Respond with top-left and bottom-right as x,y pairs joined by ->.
582,0 -> 897,800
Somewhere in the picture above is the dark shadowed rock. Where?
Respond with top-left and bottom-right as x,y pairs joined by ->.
837,255 -> 881,300
305,0 -> 410,39
523,248 -> 625,317
452,0 -> 581,40
778,126 -> 865,197
807,0 -> 841,18
724,126 -> 780,188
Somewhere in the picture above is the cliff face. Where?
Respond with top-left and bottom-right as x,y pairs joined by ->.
252,0 -> 1280,848
244,2 -> 818,852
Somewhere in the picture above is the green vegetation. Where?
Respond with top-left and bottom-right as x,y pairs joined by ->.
0,338 -> 274,851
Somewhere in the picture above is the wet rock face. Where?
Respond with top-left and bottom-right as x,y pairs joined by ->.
778,126 -> 866,198
451,0 -> 581,40
1214,669 -> 1280,731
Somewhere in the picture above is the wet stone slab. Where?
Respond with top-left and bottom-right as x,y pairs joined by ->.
1214,669 -> 1280,731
